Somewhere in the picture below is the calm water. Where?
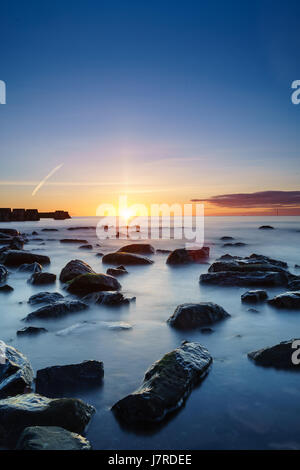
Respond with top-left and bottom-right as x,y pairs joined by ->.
1,216 -> 300,450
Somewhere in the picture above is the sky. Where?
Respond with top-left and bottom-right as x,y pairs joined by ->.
0,0 -> 300,216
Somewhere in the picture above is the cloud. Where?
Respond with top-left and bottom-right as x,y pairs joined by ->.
191,191 -> 300,208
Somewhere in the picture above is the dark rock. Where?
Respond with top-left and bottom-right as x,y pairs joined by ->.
0,393 -> 95,447
156,249 -> 172,254
117,243 -> 155,255
82,291 -> 134,306
166,247 -> 209,265
79,244 -> 93,250
32,231 -> 38,235
68,226 -> 95,231
0,229 -> 19,236
248,339 -> 300,369
67,273 -> 121,295
201,328 -> 214,334
0,342 -> 34,398
23,300 -> 88,321
112,341 -> 212,425
106,266 -> 128,276
28,292 -> 64,305
29,272 -> 56,285
102,252 -> 153,266
60,239 -> 88,244
31,237 -> 43,241
0,250 -> 50,267
0,284 -> 13,293
295,264 -> 300,269
200,271 -> 289,287
223,242 -> 247,247
59,259 -> 96,283
268,291 -> 300,309
17,327 -> 48,336
288,280 -> 300,290
95,252 -> 103,257
41,228 -> 58,232
17,262 -> 42,273
220,236 -> 234,241
36,360 -> 104,395
16,426 -> 92,450
259,225 -> 274,230
0,264 -> 8,282
248,308 -> 259,313
9,236 -> 25,250
241,290 -> 268,303
168,302 -> 230,329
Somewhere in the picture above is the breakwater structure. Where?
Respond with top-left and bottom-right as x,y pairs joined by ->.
0,208 -> 71,221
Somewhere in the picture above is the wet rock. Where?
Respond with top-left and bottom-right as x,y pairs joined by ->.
112,341 -> 212,425
0,393 -> 95,447
223,242 -> 247,247
200,271 -> 289,287
220,236 -> 234,241
0,250 -> 50,267
168,302 -> 230,329
0,264 -> 8,282
67,273 -> 121,295
17,262 -> 42,273
0,284 -> 13,293
60,239 -> 88,244
247,308 -> 259,313
117,243 -> 155,255
102,252 -> 153,266
36,360 -> 104,395
0,229 -> 19,236
208,256 -> 288,274
0,342 -> 34,398
28,292 -> 64,305
68,226 -> 95,231
259,225 -> 274,230
201,327 -> 214,334
16,425 -> 92,450
156,249 -> 172,254
248,339 -> 300,369
23,300 -> 88,321
41,228 -> 58,232
29,272 -> 56,285
106,266 -> 128,276
241,290 -> 268,303
10,236 -> 25,250
166,247 -> 210,265
59,259 -> 96,283
295,264 -> 300,269
95,252 -> 104,257
288,280 -> 300,290
82,291 -> 134,306
268,291 -> 300,309
17,327 -> 48,336
79,244 -> 93,250
32,231 -> 38,235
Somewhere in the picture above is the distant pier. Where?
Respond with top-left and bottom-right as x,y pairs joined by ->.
0,208 -> 71,222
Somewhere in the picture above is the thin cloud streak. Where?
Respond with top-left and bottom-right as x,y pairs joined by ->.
32,164 -> 64,196
191,191 -> 300,208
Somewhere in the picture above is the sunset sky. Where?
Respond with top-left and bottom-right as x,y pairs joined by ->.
0,0 -> 300,216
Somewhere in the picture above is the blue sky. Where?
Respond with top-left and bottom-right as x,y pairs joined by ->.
0,0 -> 299,214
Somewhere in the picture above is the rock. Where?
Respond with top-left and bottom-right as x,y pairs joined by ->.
28,272 -> 56,285
36,361 -> 104,395
16,426 -> 92,450
112,341 -> 212,425
295,264 -> 300,269
95,252 -> 103,257
167,302 -> 230,329
41,228 -> 58,232
102,252 -> 153,265
82,291 -> 134,306
268,291 -> 300,309
0,284 -> 13,293
201,327 -> 214,334
259,225 -> 274,230
208,257 -> 288,274
241,290 -> 268,303
67,273 -> 121,296
59,259 -> 96,283
0,264 -> 8,282
106,266 -> 128,276
200,271 -> 289,287
166,247 -> 210,265
32,231 -> 38,235
220,236 -> 234,240
0,229 -> 19,236
68,226 -> 95,231
223,242 -> 247,247
0,393 -> 95,447
28,292 -> 64,305
79,244 -> 93,250
248,308 -> 259,313
17,327 -> 48,336
23,300 -> 88,321
60,239 -> 88,244
156,249 -> 172,254
248,339 -> 300,369
288,280 -> 300,290
17,262 -> 42,273
117,244 -> 155,255
0,250 -> 50,267
9,236 -> 25,250
0,342 -> 34,398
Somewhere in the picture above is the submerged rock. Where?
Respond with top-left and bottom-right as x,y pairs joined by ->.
166,247 -> 210,265
59,259 -> 96,283
106,266 -> 128,276
112,341 -> 212,425
220,236 -> 235,240
102,252 -> 153,265
23,300 -> 88,321
28,291 -> 64,305
0,342 -> 34,398
241,290 -> 268,303
248,339 -> 300,369
41,228 -> 58,232
16,425 -> 92,450
117,243 -> 155,255
17,327 -> 48,336
0,393 -> 95,447
167,302 -> 230,329
79,244 -> 93,250
156,249 -> 172,254
223,242 -> 247,247
17,262 -> 42,273
60,239 -> 88,244
0,264 -> 8,282
67,273 -> 121,295
0,250 -> 50,267
82,291 -> 134,306
29,272 -> 56,285
0,284 -> 13,293
259,225 -> 274,230
268,291 -> 300,309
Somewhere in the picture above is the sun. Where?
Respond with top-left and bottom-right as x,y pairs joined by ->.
120,208 -> 133,222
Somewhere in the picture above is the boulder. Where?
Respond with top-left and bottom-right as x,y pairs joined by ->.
112,341 -> 212,425
60,239 -> 88,244
259,225 -> 274,230
17,262 -> 42,273
167,302 -> 230,329
0,284 -> 13,293
102,252 -> 153,266
36,360 -> 104,395
0,229 -> 19,236
0,393 -> 95,447
106,266 -> 128,276
28,292 -> 64,305
17,327 -> 48,336
9,236 -> 25,250
16,426 -> 92,450
29,272 -> 56,285
241,290 -> 268,303
117,243 -> 155,255
59,259 -> 96,283
288,280 -> 300,291
79,244 -> 93,250
0,342 -> 34,398
200,271 -> 289,287
248,339 -> 300,369
166,247 -> 209,265
23,300 -> 88,321
0,264 -> 8,282
268,291 -> 300,309
0,250 -> 50,267
295,264 -> 300,269
82,291 -> 134,306
67,273 -> 121,296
